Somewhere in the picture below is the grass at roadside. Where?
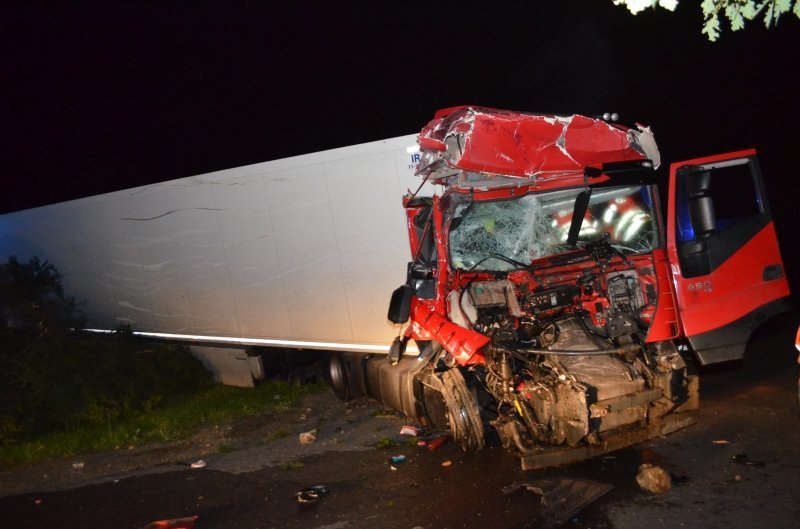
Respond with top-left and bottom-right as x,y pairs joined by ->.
0,379 -> 326,468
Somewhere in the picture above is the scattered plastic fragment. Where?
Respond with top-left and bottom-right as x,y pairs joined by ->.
34,499 -> 42,505
427,436 -> 449,451
190,460 -> 206,469
294,485 -> 329,504
732,453 -> 766,467
441,460 -> 452,467
299,429 -> 317,444
712,439 -> 730,445
636,463 -> 672,493
400,425 -> 421,436
503,478 -> 613,528
390,455 -> 407,464
142,515 -> 198,529
72,462 -> 85,470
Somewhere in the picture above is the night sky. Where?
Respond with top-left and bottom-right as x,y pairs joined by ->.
3,2 -> 800,290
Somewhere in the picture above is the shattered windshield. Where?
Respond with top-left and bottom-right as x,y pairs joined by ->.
448,185 -> 658,271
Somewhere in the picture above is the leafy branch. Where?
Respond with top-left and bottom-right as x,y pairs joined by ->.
613,0 -> 800,41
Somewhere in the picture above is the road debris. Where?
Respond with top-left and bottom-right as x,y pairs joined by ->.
427,435 -> 449,451
732,453 -> 766,467
441,460 -> 453,467
400,425 -> 421,436
390,455 -> 407,464
190,460 -> 206,469
141,515 -> 198,529
712,439 -> 731,444
71,462 -> 85,470
502,478 -> 613,528
294,485 -> 329,504
299,429 -> 317,444
636,463 -> 672,493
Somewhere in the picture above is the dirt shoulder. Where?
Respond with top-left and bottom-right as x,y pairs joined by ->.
0,390 -> 403,498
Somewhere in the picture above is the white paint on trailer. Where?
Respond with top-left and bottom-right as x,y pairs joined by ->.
0,135 -> 433,359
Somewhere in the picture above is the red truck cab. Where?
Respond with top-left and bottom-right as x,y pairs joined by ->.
330,106 -> 790,469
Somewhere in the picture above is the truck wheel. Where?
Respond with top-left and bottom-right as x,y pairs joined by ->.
438,368 -> 486,452
324,352 -> 354,401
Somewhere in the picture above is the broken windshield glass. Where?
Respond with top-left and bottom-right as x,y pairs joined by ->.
448,185 -> 658,271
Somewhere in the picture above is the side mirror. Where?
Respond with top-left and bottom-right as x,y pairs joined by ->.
688,196 -> 716,236
387,285 -> 412,324
686,170 -> 716,237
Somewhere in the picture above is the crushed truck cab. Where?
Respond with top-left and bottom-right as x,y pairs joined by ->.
326,106 -> 790,469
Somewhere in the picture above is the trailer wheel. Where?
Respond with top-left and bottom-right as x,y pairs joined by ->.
437,368 -> 486,452
324,352 -> 354,401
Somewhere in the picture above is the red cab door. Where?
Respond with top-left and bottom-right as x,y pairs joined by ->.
666,149 -> 791,365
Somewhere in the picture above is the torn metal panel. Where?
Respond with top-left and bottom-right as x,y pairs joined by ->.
518,410 -> 698,470
503,479 -> 614,528
417,106 -> 660,185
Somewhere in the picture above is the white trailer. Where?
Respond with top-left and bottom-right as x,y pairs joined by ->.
0,135 -> 430,385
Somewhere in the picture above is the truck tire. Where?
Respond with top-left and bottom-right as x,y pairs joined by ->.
324,352 -> 356,401
437,368 -> 486,452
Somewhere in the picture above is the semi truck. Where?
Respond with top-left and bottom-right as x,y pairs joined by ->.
0,106 -> 790,467
323,106 -> 791,469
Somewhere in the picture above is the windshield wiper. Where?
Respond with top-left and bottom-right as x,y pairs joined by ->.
468,253 -> 529,271
565,188 -> 592,248
449,192 -> 475,231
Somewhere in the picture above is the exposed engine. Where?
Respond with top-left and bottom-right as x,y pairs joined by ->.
443,257 -> 696,467
327,251 -> 699,469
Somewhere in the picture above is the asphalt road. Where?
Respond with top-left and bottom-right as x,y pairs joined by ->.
2,311 -> 799,529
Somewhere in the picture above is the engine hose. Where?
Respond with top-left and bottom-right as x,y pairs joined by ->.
516,345 -> 634,357
492,344 -> 628,358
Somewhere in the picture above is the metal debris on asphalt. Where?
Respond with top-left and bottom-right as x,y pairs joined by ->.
294,485 -> 330,504
502,479 -> 614,528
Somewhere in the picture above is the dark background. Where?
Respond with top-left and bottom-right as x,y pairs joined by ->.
2,1 -> 799,292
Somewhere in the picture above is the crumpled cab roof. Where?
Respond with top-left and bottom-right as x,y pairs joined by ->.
416,106 -> 660,187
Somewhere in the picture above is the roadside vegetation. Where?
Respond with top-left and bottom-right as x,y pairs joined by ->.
0,257 -> 321,467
